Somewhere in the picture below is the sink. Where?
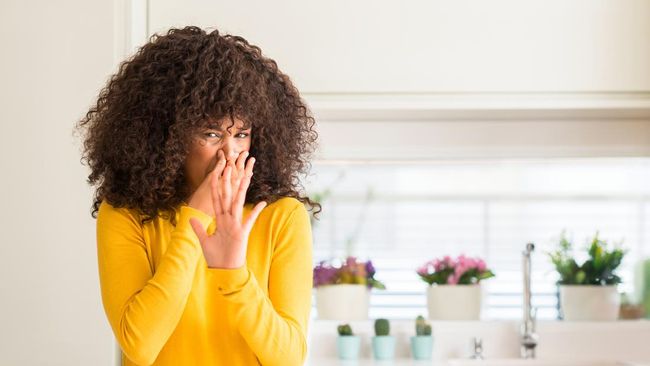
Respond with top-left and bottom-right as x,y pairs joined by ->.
446,359 -> 647,366
447,358 -> 650,366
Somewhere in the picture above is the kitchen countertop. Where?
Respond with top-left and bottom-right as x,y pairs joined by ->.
305,359 -> 650,366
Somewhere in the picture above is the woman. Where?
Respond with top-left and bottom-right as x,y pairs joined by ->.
76,26 -> 320,365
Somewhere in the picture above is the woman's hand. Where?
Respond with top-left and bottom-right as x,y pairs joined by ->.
187,150 -> 228,216
187,150 -> 249,217
188,153 -> 267,269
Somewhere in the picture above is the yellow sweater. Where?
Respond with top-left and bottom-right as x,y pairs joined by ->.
96,197 -> 313,366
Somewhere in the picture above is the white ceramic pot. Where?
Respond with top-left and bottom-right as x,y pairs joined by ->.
559,285 -> 620,321
426,284 -> 482,320
315,284 -> 370,321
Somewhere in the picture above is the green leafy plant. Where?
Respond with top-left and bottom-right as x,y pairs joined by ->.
337,323 -> 353,336
415,315 -> 432,336
374,318 -> 390,336
549,230 -> 626,285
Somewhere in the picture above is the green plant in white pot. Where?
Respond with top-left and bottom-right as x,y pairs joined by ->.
410,315 -> 433,360
336,324 -> 360,360
549,231 -> 626,321
371,318 -> 395,360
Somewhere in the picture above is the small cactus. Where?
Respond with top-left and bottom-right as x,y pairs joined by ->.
374,318 -> 390,336
338,323 -> 353,336
415,315 -> 432,336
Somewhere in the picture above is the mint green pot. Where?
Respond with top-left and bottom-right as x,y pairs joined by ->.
337,335 -> 361,360
410,335 -> 433,360
371,335 -> 396,360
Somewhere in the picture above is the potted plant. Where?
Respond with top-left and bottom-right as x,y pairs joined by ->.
371,318 -> 395,360
314,256 -> 386,320
410,315 -> 433,360
417,254 -> 495,320
336,323 -> 361,360
549,231 -> 626,321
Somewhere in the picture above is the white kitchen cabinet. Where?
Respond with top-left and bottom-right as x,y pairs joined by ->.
144,0 -> 650,94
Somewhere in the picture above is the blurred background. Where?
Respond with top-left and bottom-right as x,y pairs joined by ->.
1,0 -> 649,364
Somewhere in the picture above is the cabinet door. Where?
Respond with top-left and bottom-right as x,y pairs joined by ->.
148,0 -> 650,94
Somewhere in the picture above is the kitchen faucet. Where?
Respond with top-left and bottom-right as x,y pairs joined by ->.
521,242 -> 538,359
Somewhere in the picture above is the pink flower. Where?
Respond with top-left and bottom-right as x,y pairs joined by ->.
457,254 -> 467,265
421,260 -> 440,275
477,259 -> 486,272
445,256 -> 455,267
433,259 -> 443,272
417,254 -> 492,286
417,264 -> 429,276
454,262 -> 468,279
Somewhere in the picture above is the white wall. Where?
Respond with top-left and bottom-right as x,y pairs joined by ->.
0,1 -> 117,364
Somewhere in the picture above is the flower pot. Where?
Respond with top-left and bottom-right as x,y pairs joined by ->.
371,335 -> 395,360
336,335 -> 361,360
410,335 -> 433,360
559,285 -> 620,321
427,284 -> 482,320
315,284 -> 370,320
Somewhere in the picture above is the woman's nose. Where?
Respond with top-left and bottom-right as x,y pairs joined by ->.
221,139 -> 239,161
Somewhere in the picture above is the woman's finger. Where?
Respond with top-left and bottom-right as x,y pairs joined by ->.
233,151 -> 247,187
233,157 -> 255,220
232,176 -> 250,222
221,162 -> 233,213
235,151 -> 248,174
230,151 -> 247,200
211,151 -> 227,215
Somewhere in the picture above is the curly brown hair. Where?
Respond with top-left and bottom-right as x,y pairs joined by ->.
74,26 -> 321,225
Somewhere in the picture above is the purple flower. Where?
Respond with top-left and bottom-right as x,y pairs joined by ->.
313,261 -> 339,287
313,257 -> 385,290
365,260 -> 376,276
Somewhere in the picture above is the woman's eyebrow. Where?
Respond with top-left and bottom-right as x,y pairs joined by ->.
206,124 -> 250,131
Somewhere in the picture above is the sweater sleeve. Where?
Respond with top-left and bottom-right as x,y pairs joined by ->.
96,201 -> 213,366
206,201 -> 313,366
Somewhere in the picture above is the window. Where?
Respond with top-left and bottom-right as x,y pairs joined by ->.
306,157 -> 650,320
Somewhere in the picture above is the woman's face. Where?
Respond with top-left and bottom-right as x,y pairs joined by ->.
185,117 -> 252,193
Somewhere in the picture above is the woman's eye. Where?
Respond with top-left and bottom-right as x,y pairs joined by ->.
205,132 -> 221,139
203,132 -> 249,139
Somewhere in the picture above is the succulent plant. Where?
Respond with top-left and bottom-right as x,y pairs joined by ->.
337,323 -> 353,336
415,315 -> 432,336
374,318 -> 390,336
